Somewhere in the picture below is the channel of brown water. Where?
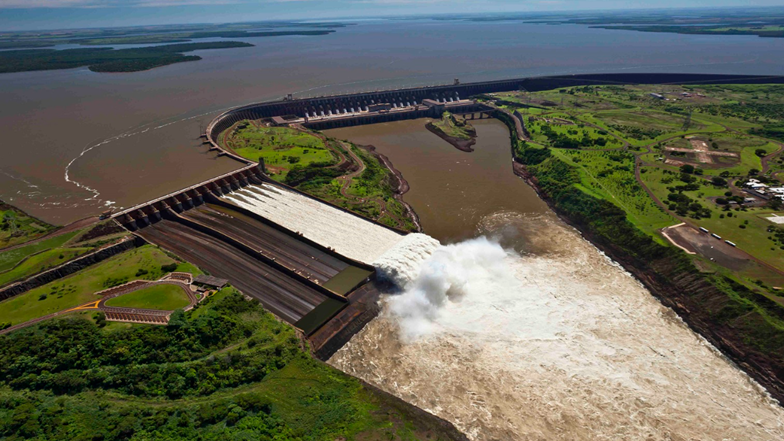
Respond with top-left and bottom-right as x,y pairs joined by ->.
325,119 -> 784,440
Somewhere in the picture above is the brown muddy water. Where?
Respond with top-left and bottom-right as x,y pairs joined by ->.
3,20 -> 784,225
326,119 -> 551,247
326,120 -> 784,440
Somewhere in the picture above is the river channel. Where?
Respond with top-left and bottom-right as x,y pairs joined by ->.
326,119 -> 784,440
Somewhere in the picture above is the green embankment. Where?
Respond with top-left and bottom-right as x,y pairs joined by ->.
226,124 -> 334,180
0,245 -> 198,327
104,284 -> 191,310
0,231 -> 82,273
0,289 -> 464,440
0,247 -> 92,287
0,203 -> 55,250
224,122 -> 418,231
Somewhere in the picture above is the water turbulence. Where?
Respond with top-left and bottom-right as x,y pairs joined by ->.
330,213 -> 784,440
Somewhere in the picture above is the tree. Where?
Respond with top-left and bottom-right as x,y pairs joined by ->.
680,164 -> 695,174
3,211 -> 18,233
712,176 -> 728,187
755,149 -> 768,157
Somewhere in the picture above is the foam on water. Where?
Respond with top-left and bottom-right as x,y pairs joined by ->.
223,184 -> 404,264
371,232 -> 441,287
330,214 -> 784,440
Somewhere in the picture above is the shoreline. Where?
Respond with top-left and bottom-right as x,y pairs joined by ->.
510,147 -> 784,405
359,144 -> 423,233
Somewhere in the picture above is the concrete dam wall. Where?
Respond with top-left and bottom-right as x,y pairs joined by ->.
205,73 -> 784,146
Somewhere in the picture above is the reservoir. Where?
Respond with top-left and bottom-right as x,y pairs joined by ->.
2,19 -> 784,224
327,120 -> 784,440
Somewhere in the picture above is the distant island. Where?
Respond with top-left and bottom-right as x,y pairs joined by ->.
0,21 -> 346,73
432,7 -> 784,39
0,42 -> 254,73
0,21 -> 345,49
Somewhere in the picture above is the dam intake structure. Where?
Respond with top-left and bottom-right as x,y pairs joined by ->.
205,73 -> 784,148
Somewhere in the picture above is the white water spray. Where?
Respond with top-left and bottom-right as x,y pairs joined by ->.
331,214 -> 784,440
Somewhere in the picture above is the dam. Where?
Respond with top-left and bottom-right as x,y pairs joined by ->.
110,72 -> 784,360
112,159 -> 406,347
100,73 -> 784,439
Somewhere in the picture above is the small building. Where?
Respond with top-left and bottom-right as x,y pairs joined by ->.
650,93 -> 665,100
193,275 -> 229,290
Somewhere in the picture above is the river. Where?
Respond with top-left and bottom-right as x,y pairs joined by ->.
326,120 -> 784,440
2,19 -> 784,224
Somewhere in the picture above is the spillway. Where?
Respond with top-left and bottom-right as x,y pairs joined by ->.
330,212 -> 784,440
223,184 -> 404,264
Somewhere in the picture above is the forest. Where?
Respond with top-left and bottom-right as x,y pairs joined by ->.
0,289 -> 461,440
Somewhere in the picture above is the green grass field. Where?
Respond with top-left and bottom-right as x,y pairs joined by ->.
0,203 -> 55,249
0,230 -> 81,273
0,247 -> 91,287
552,149 -> 676,238
104,284 -> 191,310
640,165 -> 784,272
226,123 -> 334,180
494,83 -> 784,283
0,245 -> 198,326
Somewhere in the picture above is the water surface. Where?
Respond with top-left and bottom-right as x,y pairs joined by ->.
2,20 -> 783,224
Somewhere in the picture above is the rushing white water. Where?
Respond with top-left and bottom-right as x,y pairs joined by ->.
223,184 -> 404,264
371,232 -> 441,287
330,213 -> 784,440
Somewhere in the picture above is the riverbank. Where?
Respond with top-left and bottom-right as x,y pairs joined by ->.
359,144 -> 422,232
499,115 -> 784,405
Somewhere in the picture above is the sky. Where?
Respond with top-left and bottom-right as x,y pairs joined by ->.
1,1 -> 783,31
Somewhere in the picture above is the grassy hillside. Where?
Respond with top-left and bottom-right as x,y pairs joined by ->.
0,245 -> 198,327
0,202 -> 55,250
0,288 -> 464,440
